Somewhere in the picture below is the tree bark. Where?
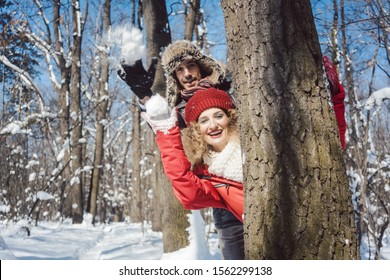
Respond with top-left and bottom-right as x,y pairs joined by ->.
184,0 -> 200,41
129,95 -> 143,223
143,0 -> 170,94
87,0 -> 111,224
65,0 -> 84,224
340,0 -> 367,245
52,0 -> 72,220
221,0 -> 359,259
331,0 -> 339,66
143,0 -> 190,252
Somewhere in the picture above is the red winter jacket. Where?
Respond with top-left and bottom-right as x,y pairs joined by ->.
156,126 -> 244,222
155,85 -> 346,222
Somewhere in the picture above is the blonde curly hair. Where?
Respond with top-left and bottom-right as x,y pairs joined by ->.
181,109 -> 239,168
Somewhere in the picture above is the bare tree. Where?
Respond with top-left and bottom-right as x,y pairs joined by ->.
51,0 -> 73,219
62,0 -> 87,224
142,0 -> 190,253
87,0 -> 111,224
183,0 -> 200,41
129,94 -> 143,222
0,0 -> 91,224
221,0 -> 359,259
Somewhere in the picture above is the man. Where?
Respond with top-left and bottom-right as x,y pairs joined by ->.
118,40 -> 346,259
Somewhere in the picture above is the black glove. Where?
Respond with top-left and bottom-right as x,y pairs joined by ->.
216,75 -> 232,92
117,58 -> 158,99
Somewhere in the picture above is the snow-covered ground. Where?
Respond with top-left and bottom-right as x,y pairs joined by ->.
0,221 -> 163,260
1,210 -> 390,261
1,211 -> 390,280
0,211 -> 221,260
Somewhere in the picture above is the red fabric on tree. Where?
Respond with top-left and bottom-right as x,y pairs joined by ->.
332,84 -> 347,149
323,56 -> 341,96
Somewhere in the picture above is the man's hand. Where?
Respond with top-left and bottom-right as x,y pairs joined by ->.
323,56 -> 341,96
117,58 -> 158,100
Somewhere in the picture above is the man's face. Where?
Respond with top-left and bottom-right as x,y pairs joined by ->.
174,60 -> 202,90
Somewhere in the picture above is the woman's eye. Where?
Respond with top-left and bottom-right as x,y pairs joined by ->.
199,118 -> 208,124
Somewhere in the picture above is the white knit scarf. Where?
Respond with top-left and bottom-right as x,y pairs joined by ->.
203,137 -> 243,183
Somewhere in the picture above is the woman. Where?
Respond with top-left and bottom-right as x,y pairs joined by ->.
142,87 -> 244,222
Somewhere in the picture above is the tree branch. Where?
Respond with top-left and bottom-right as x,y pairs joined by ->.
0,55 -> 45,111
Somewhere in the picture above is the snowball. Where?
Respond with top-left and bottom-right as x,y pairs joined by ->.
109,25 -> 145,66
145,94 -> 170,120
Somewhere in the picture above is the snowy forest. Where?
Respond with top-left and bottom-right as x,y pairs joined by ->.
0,0 -> 389,260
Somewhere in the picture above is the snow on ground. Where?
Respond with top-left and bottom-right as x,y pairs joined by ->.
0,211 -> 221,260
0,220 -> 163,260
0,210 -> 389,261
1,212 -> 390,280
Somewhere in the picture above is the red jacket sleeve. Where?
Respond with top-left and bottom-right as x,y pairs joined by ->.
331,84 -> 347,149
155,126 -> 227,210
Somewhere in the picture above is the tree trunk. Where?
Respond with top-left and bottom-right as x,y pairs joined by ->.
143,0 -> 190,252
87,0 -> 111,224
221,0 -> 359,259
143,0 -> 170,94
65,0 -> 84,224
340,0 -> 367,245
52,0 -> 72,220
184,0 -> 200,41
330,0 -> 339,66
129,95 -> 143,223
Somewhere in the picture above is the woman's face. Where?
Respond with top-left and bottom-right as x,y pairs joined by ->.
198,108 -> 231,152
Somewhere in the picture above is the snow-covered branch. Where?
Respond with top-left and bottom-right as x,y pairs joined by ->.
75,0 -> 82,38
0,55 -> 46,111
33,0 -> 52,42
0,112 -> 57,136
104,111 -> 133,149
365,87 -> 390,110
17,27 -> 62,91
17,26 -> 60,67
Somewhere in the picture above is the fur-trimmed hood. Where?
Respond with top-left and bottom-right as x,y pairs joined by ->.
161,40 -> 226,106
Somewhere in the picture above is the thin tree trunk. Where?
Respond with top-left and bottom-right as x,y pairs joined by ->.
143,0 -> 190,252
184,0 -> 200,41
88,0 -> 111,224
331,0 -> 339,65
53,0 -> 71,220
340,0 -> 367,245
129,95 -> 143,222
66,0 -> 84,224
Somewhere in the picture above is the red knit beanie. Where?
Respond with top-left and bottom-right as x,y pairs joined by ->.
184,88 -> 235,124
